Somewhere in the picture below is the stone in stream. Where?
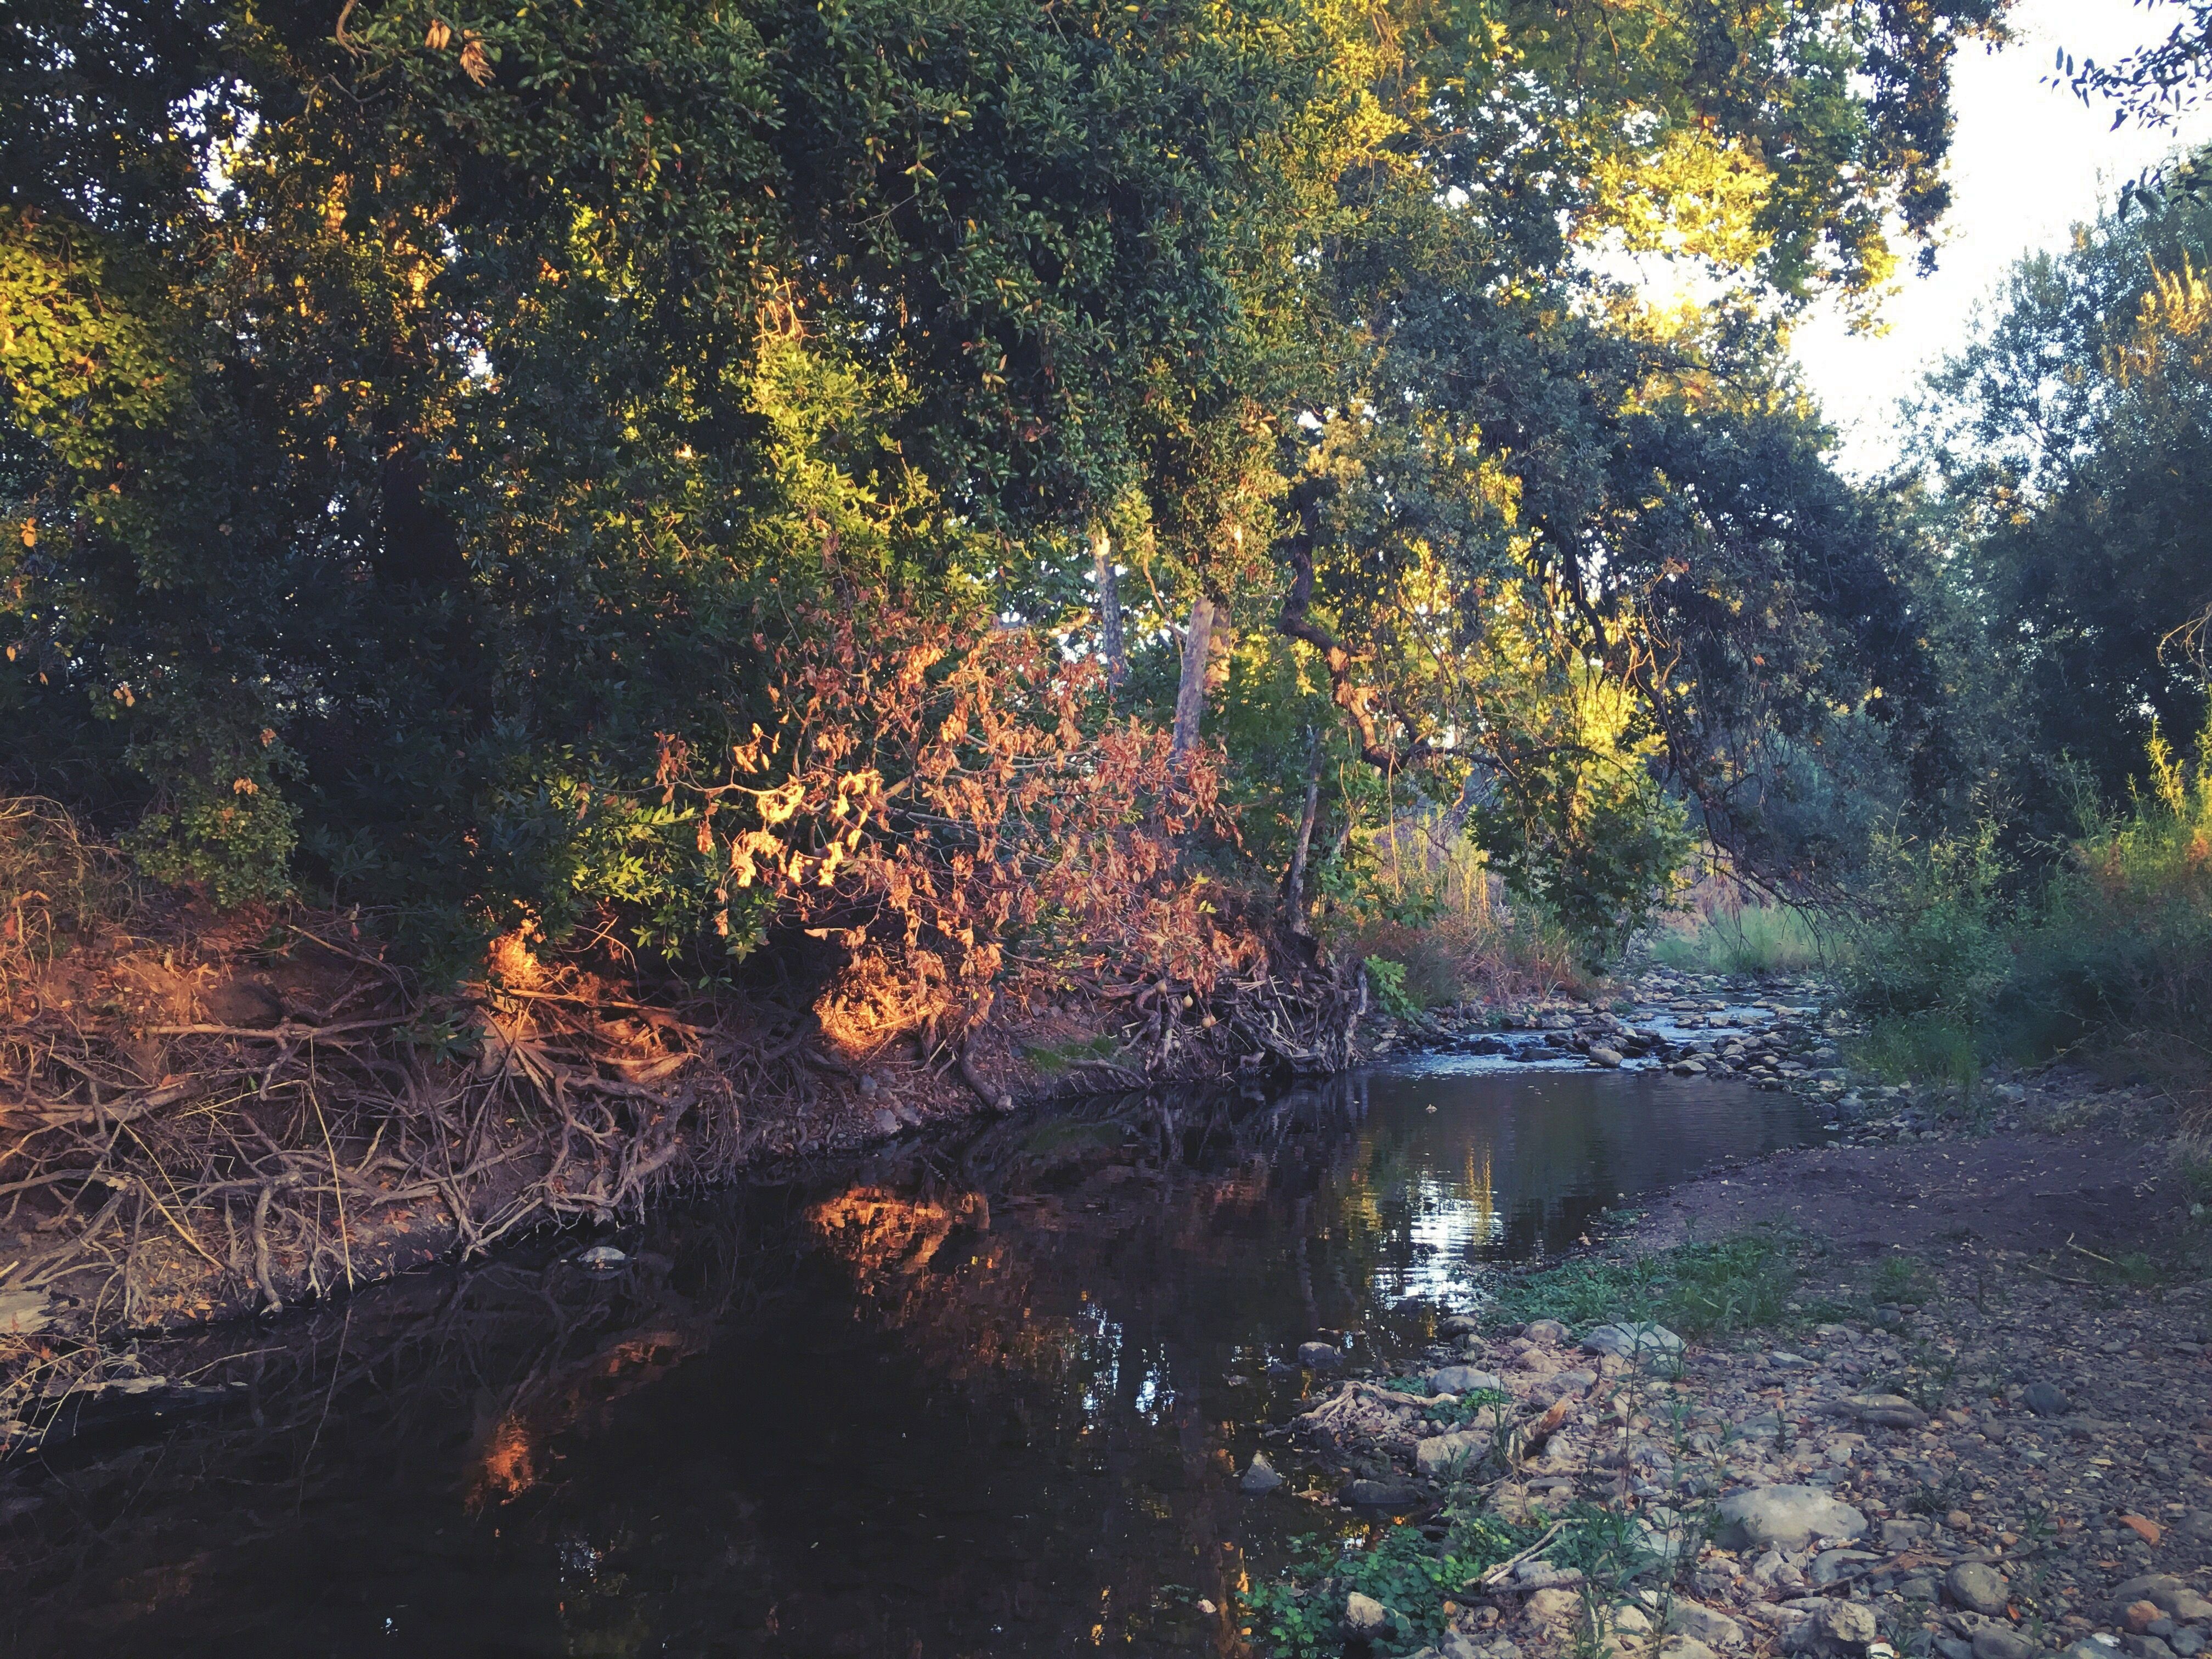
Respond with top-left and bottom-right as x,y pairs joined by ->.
1589,1046 -> 1624,1068
1715,1485 -> 1868,1550
1946,1560 -> 2010,1616
1430,1364 -> 1503,1396
1582,1321 -> 1685,1359
1239,1452 -> 1283,1494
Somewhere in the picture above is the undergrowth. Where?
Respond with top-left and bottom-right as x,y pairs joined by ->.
1492,1229 -> 1808,1339
1244,1497 -> 1533,1658
1650,902 -> 1832,978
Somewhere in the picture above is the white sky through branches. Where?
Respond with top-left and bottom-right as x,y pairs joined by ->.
1793,0 -> 2212,476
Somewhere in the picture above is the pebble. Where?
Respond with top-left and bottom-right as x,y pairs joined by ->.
1947,1561 -> 2010,1617
2022,1380 -> 2070,1415
1972,1628 -> 2036,1659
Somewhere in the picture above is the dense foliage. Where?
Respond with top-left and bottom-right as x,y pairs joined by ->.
4,0 -> 2005,988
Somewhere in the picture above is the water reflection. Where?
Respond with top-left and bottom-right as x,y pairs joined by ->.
1,1069 -> 1818,1658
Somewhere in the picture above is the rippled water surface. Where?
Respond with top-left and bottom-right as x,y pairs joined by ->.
4,1068 -> 1822,1658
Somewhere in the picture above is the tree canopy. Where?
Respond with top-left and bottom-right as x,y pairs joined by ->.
5,0 -> 2007,972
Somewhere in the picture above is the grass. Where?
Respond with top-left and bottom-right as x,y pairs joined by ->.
1492,1229 -> 1806,1340
1649,902 -> 1832,978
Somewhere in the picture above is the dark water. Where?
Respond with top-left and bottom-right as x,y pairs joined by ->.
1,1068 -> 1821,1658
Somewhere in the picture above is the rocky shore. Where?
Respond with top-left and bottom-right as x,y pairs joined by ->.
1236,1041 -> 2212,1659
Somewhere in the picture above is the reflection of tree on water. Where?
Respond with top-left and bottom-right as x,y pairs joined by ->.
2,1071 -> 1813,1657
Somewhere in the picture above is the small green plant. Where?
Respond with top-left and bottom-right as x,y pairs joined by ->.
1869,1254 -> 1930,1307
1494,1229 -> 1808,1340
1244,1503 -> 1532,1658
1365,956 -> 1424,1019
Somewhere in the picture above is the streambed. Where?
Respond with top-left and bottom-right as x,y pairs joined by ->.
2,1066 -> 1825,1657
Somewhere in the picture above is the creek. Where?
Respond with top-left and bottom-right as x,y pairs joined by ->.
2,1063 -> 1825,1657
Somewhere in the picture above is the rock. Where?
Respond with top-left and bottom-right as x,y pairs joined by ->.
1526,1588 -> 1584,1626
1299,1341 -> 1342,1369
1972,1628 -> 2036,1659
1805,1599 -> 1880,1656
1514,1564 -> 1587,1593
2115,1579 -> 2211,1621
573,1244 -> 628,1269
1531,1368 -> 1598,1408
1660,1601 -> 1747,1649
1880,1518 -> 1926,1551
870,1106 -> 901,1135
1583,1322 -> 1686,1359
1812,1549 -> 1881,1588
0,1290 -> 50,1336
1525,1318 -> 1570,1344
1613,1606 -> 1653,1636
1416,1429 -> 1492,1479
1948,1562 -> 2010,1616
1344,1590 -> 1393,1641
2128,1604 -> 2166,1636
1844,1392 -> 1930,1430
2021,1381 -> 2069,1415
1715,1485 -> 1869,1550
1936,1639 -> 1974,1659
1658,1641 -> 1719,1659
1240,1452 -> 1284,1493
2129,1640 -> 2177,1659
1432,1364 -> 1504,1396
1440,1314 -> 1481,1337
1343,1477 -> 1425,1508
1590,1047 -> 1625,1068
2172,1632 -> 2204,1659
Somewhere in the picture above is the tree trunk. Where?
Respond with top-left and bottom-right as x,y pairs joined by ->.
1169,591 -> 1216,762
1282,724 -> 1324,934
1091,526 -> 1126,693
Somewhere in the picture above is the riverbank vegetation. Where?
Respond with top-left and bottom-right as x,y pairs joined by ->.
6,0 -> 2212,1349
